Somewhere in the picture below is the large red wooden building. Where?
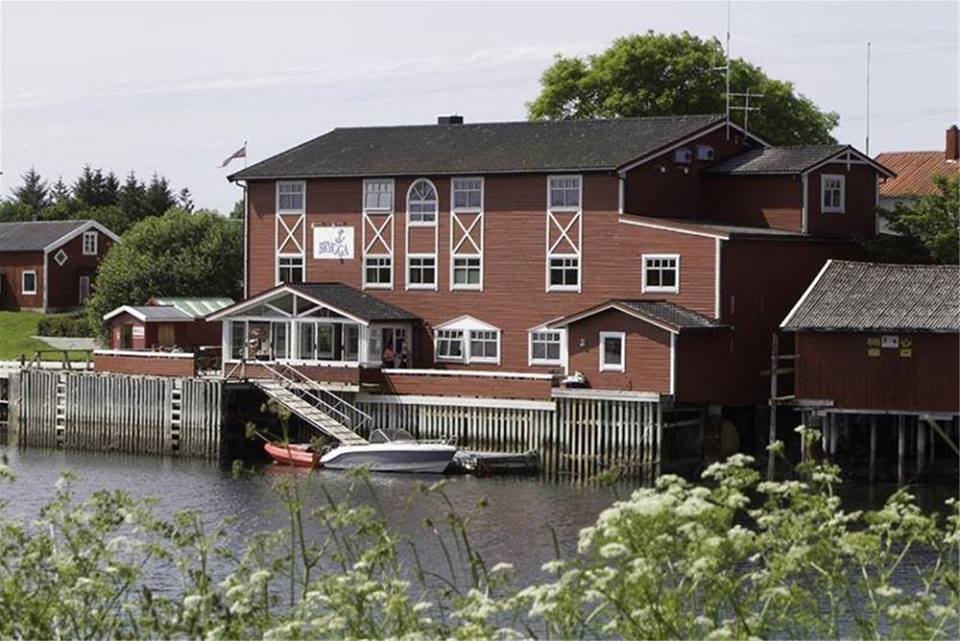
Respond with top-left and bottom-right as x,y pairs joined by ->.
0,220 -> 118,312
206,114 -> 894,414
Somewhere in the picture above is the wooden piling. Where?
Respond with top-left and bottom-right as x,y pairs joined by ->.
868,416 -> 877,484
897,414 -> 906,486
917,415 -> 926,474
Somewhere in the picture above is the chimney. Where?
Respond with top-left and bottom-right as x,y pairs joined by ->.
437,115 -> 464,125
946,125 -> 959,161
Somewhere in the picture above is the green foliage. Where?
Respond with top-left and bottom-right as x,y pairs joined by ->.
10,167 -> 49,214
230,198 -> 245,220
0,166 -> 195,234
85,208 -> 243,334
0,311 -> 90,359
36,313 -> 93,338
876,174 -> 960,264
0,438 -> 957,639
528,31 -> 840,145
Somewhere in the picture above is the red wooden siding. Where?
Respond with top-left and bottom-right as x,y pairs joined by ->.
622,127 -> 761,219
378,371 -> 553,400
107,312 -> 221,351
95,353 -> 197,377
806,163 -> 878,236
702,175 -> 803,231
46,231 -> 114,310
719,237 -> 865,405
795,332 -> 959,413
567,309 -> 672,394
0,251 -> 44,310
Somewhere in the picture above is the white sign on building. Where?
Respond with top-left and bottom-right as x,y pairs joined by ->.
313,226 -> 354,260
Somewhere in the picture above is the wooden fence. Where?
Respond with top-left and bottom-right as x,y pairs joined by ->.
17,370 -> 222,458
357,395 -> 662,481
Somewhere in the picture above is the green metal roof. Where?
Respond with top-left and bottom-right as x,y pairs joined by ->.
148,297 -> 235,319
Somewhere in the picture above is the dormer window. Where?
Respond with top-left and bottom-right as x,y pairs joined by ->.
277,181 -> 305,213
821,175 -> 845,213
407,179 -> 438,225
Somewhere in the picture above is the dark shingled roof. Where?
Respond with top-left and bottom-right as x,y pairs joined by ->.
782,261 -> 960,332
229,114 -> 725,180
0,220 -> 90,252
289,283 -> 419,322
614,300 -> 726,331
705,145 -> 848,175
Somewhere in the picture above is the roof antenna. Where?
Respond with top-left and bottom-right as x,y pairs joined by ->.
865,41 -> 871,155
724,0 -> 731,140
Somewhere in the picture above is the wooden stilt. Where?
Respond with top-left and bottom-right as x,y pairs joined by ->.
897,415 -> 906,486
869,416 -> 877,484
917,415 -> 926,474
930,420 -> 936,463
767,334 -> 778,480
829,413 -> 839,456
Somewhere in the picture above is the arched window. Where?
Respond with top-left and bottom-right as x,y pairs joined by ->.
407,179 -> 438,225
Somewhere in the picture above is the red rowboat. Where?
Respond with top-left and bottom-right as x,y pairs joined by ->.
263,442 -> 320,468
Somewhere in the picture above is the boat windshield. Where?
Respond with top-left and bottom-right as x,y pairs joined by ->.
369,428 -> 416,443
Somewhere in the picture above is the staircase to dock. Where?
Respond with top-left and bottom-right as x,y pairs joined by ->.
254,364 -> 369,446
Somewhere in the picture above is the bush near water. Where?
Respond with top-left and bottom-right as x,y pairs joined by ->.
36,313 -> 94,338
0,429 -> 957,640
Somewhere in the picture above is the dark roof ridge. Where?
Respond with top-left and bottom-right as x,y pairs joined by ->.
329,113 -> 725,132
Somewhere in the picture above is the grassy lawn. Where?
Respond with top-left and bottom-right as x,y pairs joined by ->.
0,311 -> 87,361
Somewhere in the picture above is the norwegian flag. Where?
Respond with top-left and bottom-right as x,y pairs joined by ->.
219,142 -> 247,168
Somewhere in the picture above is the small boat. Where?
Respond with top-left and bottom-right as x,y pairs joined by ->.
319,428 -> 457,474
264,442 -> 320,468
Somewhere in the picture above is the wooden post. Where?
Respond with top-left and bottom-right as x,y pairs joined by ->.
897,414 -> 906,486
930,420 -> 936,463
829,413 -> 839,456
868,416 -> 877,484
917,415 -> 926,474
767,333 -> 778,480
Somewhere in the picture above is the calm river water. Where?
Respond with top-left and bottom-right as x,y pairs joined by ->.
1,443 -> 956,595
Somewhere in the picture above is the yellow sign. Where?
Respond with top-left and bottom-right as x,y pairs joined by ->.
867,337 -> 881,347
868,348 -> 881,357
901,337 -> 913,348
900,348 -> 912,358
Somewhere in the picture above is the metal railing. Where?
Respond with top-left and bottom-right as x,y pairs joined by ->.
21,349 -> 94,371
261,361 -> 372,434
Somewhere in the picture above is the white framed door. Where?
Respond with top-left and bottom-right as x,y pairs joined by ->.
78,275 -> 91,305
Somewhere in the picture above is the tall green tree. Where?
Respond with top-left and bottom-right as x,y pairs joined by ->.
73,165 -> 116,209
118,171 -> 147,222
11,168 -> 49,215
229,198 -> 245,220
177,187 -> 195,213
143,173 -> 177,217
49,177 -> 71,204
87,208 -> 243,333
872,174 -> 960,264
528,31 -> 839,145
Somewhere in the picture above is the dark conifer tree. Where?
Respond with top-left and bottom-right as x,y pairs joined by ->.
12,168 -> 49,216
143,173 -> 176,217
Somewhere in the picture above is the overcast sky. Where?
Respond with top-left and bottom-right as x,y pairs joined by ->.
1,0 -> 957,214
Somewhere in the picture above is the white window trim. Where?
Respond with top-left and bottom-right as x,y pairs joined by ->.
451,176 -> 484,214
547,254 -> 581,292
546,175 -> 583,293
363,178 -> 394,213
78,275 -> 91,305
277,254 -> 305,283
363,254 -> 393,290
528,327 -> 567,368
22,270 -> 37,295
405,253 -> 438,291
450,177 -> 485,291
599,331 -> 626,373
406,178 -> 439,227
821,174 -> 846,214
642,253 -> 681,294
82,231 -> 98,256
276,180 -> 306,214
433,315 -> 501,365
450,255 -> 483,291
362,179 -> 395,291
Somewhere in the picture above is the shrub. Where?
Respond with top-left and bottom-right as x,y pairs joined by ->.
36,313 -> 93,337
0,429 -> 957,639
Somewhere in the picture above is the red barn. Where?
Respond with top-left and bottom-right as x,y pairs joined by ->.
0,220 -> 119,312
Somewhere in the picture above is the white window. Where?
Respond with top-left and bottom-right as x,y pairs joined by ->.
364,256 -> 392,288
642,254 -> 679,294
549,256 -> 580,289
434,316 -> 501,364
435,329 -> 464,360
276,181 -> 305,213
82,231 -> 98,255
78,275 -> 90,305
599,331 -> 625,372
363,179 -> 393,211
529,329 -> 564,366
54,249 -> 68,266
452,256 -> 481,289
22,270 -> 37,295
407,179 -> 438,225
452,177 -> 483,212
548,175 -> 581,210
278,256 -> 304,283
821,174 -> 845,213
407,255 -> 436,289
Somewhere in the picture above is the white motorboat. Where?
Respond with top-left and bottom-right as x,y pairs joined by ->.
319,428 -> 457,474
